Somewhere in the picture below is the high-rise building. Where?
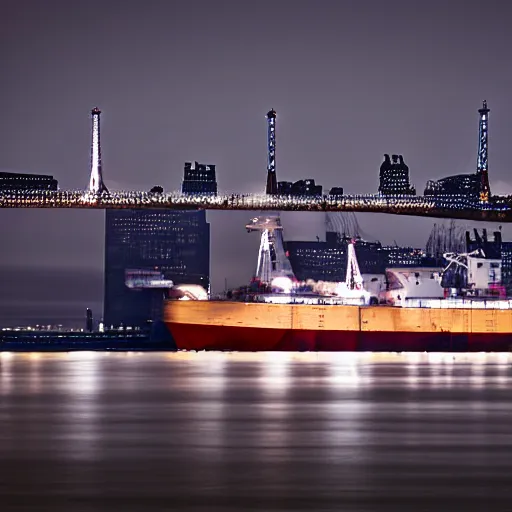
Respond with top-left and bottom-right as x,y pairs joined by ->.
104,209 -> 210,329
181,161 -> 217,195
104,162 -> 211,329
0,171 -> 58,191
378,154 -> 415,196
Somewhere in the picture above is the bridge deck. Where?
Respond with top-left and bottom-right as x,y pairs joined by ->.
1,191 -> 512,222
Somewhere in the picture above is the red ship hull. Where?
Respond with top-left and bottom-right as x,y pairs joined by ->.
168,322 -> 512,352
164,300 -> 512,352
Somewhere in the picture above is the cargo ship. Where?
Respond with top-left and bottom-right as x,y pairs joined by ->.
164,216 -> 512,352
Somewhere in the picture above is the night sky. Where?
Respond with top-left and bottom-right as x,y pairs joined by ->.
2,0 -> 512,326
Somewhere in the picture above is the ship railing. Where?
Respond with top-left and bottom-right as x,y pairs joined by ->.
404,298 -> 512,310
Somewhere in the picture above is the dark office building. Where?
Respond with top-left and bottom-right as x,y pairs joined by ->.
181,161 -> 217,195
424,173 -> 480,197
378,154 -> 415,196
286,232 -> 386,282
0,171 -> 58,191
104,209 -> 210,329
329,187 -> 344,196
277,179 -> 322,196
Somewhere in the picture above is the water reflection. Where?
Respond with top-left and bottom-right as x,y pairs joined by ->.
1,351 -> 512,510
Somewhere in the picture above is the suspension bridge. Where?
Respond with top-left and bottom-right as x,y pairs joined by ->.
2,103 -> 512,222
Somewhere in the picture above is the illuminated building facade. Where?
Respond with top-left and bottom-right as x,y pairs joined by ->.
285,232 -> 386,282
0,171 -> 58,191
501,243 -> 512,293
104,209 -> 210,329
378,154 -> 415,195
424,173 -> 480,197
181,161 -> 217,195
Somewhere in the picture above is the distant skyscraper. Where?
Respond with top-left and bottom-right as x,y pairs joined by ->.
181,161 -> 217,195
0,171 -> 58,191
104,209 -> 210,329
85,308 -> 93,332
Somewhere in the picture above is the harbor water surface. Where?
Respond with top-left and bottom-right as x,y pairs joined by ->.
1,351 -> 512,511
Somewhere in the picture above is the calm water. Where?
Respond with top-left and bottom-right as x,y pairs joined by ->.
1,351 -> 512,511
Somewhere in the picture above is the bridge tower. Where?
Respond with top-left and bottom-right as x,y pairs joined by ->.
265,109 -> 278,195
246,216 -> 295,284
477,100 -> 490,201
88,107 -> 108,195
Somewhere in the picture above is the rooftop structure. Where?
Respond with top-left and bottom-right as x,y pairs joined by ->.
378,154 -> 415,196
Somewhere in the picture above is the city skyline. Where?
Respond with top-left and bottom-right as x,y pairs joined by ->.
0,99 -> 505,198
3,0 -> 512,325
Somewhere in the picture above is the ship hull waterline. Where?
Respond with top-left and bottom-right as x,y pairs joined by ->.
164,300 -> 512,352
